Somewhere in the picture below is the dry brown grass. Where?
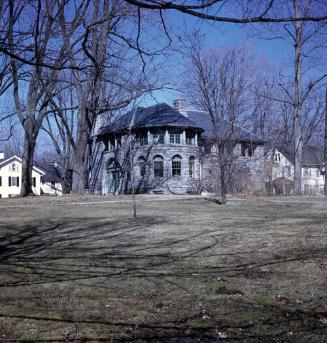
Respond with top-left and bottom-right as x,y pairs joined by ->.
0,196 -> 326,342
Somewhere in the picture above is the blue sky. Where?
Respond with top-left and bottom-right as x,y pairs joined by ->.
141,10 -> 293,107
1,7 -> 325,155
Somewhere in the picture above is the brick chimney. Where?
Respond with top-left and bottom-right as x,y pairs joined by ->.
0,151 -> 4,161
173,99 -> 188,117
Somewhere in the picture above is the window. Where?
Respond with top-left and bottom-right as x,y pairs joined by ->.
153,132 -> 164,144
116,137 -> 121,148
169,133 -> 180,144
139,135 -> 148,146
241,143 -> 254,157
138,157 -> 146,178
186,135 -> 194,145
51,181 -> 56,190
189,156 -> 195,178
241,143 -> 246,157
153,155 -> 164,178
248,145 -> 254,157
172,155 -> 182,177
33,177 -> 36,187
274,153 -> 281,162
0,176 -> 2,187
108,138 -> 115,151
10,163 -> 17,171
9,177 -> 19,187
303,168 -> 311,177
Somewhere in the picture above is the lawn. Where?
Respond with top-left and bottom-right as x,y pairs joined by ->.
0,196 -> 326,342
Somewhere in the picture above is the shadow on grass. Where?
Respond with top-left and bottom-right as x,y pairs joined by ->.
0,210 -> 326,342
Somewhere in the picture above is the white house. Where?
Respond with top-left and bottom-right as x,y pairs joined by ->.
266,144 -> 325,195
36,162 -> 63,196
0,152 -> 45,198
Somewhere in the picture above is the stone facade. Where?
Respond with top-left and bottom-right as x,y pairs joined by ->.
90,131 -> 203,195
89,132 -> 265,195
89,103 -> 266,195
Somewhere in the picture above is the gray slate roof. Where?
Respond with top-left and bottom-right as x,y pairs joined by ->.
187,110 -> 264,143
35,162 -> 61,183
98,103 -> 263,144
98,103 -> 203,136
276,143 -> 324,167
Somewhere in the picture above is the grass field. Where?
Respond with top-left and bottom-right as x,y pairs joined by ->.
0,196 -> 326,342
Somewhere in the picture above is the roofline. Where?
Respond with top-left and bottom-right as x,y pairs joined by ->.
98,124 -> 204,137
0,155 -> 45,175
273,147 -> 324,167
187,110 -> 264,143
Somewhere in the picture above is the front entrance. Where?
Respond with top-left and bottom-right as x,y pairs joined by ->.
107,160 -> 121,194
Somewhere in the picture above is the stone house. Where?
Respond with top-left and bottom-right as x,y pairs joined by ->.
89,101 -> 265,195
265,143 -> 325,195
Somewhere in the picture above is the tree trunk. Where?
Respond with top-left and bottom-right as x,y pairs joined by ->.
293,0 -> 303,195
20,133 -> 36,196
324,87 -> 327,196
219,164 -> 227,204
61,163 -> 72,194
72,148 -> 88,193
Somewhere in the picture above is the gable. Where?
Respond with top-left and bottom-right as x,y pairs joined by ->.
0,156 -> 45,175
274,144 -> 323,167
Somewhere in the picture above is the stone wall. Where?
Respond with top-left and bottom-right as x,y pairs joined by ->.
98,138 -> 202,195
91,134 -> 266,195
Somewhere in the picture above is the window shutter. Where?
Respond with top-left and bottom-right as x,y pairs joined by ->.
17,177 -> 19,187
9,176 -> 11,187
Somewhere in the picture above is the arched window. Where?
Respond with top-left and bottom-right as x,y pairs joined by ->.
138,156 -> 146,178
153,155 -> 164,178
189,156 -> 195,178
172,155 -> 182,177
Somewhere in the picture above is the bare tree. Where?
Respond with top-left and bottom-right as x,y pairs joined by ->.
184,44 -> 254,204
57,0 -> 168,193
41,92 -> 76,194
6,0 -> 71,196
247,0 -> 327,194
124,1 -> 327,23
